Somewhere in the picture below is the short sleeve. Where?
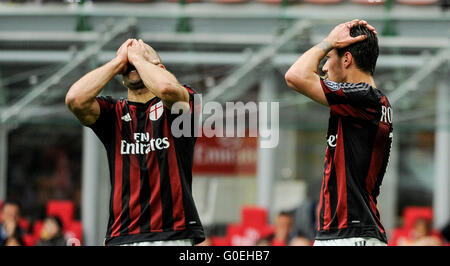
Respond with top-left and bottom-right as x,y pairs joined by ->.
166,85 -> 201,138
320,78 -> 379,120
87,96 -> 117,144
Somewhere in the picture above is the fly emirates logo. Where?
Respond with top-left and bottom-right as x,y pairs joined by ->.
121,133 -> 169,155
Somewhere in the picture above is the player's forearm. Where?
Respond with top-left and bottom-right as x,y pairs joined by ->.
132,57 -> 188,106
65,58 -> 122,110
285,41 -> 332,92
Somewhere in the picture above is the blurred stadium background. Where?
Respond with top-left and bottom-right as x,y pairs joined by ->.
0,0 -> 449,246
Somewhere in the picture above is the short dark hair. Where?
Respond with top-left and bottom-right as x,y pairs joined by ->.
336,24 -> 379,76
1,200 -> 21,212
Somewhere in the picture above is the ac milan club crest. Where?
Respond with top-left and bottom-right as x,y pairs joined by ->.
149,101 -> 164,121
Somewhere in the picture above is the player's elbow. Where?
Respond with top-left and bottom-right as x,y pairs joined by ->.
159,82 -> 188,102
158,82 -> 177,97
65,90 -> 77,111
65,87 -> 87,112
285,70 -> 307,93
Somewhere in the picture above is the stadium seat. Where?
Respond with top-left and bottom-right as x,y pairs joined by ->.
22,234 -> 37,246
65,221 -> 83,245
396,0 -> 438,4
402,206 -> 433,232
210,236 -> 230,246
46,200 -> 74,230
18,218 -> 30,233
32,220 -> 45,241
223,206 -> 275,246
389,206 -> 444,245
241,206 -> 268,228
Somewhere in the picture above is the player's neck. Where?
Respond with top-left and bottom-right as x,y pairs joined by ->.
345,70 -> 376,88
127,87 -> 156,103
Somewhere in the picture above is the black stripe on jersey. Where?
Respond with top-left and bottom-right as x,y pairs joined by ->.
372,131 -> 392,198
119,102 -> 131,235
342,119 -> 377,227
153,117 -> 174,231
136,108 -> 151,233
326,92 -> 373,107
106,110 -> 118,239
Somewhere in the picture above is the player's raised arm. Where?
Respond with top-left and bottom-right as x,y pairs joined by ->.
65,39 -> 133,126
126,39 -> 189,110
285,19 -> 377,106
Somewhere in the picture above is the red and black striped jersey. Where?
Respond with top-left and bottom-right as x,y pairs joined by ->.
87,86 -> 205,246
316,78 -> 393,243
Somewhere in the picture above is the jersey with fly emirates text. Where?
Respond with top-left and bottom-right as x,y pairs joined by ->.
316,78 -> 393,244
87,85 -> 205,246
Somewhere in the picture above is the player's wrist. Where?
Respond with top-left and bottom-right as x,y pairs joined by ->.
110,57 -> 127,74
130,55 -> 146,66
317,39 -> 334,52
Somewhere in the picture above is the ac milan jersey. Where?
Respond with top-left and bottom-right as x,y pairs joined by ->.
316,78 -> 393,243
87,86 -> 205,246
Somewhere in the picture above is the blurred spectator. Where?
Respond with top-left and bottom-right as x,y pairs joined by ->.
289,233 -> 312,246
397,218 -> 443,246
255,237 -> 271,246
0,201 -> 24,246
36,216 -> 67,246
270,211 -> 293,246
4,236 -> 25,246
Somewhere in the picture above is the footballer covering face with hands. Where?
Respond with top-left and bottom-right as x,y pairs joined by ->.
66,39 -> 205,246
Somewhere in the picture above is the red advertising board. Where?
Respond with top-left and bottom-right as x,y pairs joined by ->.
193,135 -> 258,176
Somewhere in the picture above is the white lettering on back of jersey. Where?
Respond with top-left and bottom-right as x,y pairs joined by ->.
380,106 -> 393,124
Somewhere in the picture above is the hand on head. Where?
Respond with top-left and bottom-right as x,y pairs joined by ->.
126,39 -> 161,65
114,38 -> 162,74
324,19 -> 377,49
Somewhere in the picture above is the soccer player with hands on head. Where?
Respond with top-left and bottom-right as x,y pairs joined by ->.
66,39 -> 205,246
286,19 -> 393,246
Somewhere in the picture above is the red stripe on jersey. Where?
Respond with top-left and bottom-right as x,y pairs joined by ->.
146,111 -> 163,232
334,118 -> 348,229
331,104 -> 375,120
128,106 -> 141,235
163,113 -> 186,230
322,148 -> 333,230
111,102 -> 124,237
184,86 -> 194,95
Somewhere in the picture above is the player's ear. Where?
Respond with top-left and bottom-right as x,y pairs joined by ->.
343,52 -> 353,69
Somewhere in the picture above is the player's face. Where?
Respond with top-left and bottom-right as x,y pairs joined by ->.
322,49 -> 345,83
122,61 -> 166,90
122,63 -> 145,90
